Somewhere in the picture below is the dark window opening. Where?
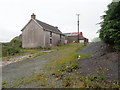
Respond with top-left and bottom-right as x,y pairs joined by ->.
60,34 -> 62,39
50,32 -> 52,37
50,39 -> 52,44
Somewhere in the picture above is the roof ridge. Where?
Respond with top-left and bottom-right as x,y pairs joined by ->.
35,19 -> 62,34
35,19 -> 56,28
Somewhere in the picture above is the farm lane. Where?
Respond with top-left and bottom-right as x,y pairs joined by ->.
2,49 -> 69,87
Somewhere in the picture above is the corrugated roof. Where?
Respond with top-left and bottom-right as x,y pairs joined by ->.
35,19 -> 62,34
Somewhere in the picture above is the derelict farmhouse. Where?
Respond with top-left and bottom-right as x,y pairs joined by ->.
21,13 -> 65,48
21,13 -> 88,48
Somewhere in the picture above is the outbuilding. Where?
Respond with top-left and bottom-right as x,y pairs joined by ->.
64,32 -> 88,43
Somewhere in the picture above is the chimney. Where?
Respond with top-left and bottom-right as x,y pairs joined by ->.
55,26 -> 58,29
31,13 -> 36,19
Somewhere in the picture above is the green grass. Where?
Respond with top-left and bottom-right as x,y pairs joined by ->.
2,47 -> 54,62
2,45 -> 52,57
2,81 -> 11,88
24,73 -> 48,86
18,50 -> 39,55
45,43 -> 91,84
47,43 -> 88,73
76,54 -> 91,59
9,73 -> 48,88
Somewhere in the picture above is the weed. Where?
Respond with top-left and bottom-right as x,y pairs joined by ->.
10,73 -> 48,88
23,73 -> 48,87
96,67 -> 108,80
30,50 -> 38,54
10,80 -> 24,88
36,52 -> 49,56
53,71 -> 66,80
2,81 -> 11,88
77,54 -> 91,59
113,81 -> 120,88
62,76 -> 74,87
2,81 -> 7,85
59,62 -> 78,72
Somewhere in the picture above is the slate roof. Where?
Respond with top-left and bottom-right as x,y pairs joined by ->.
21,18 -> 63,34
35,19 -> 62,34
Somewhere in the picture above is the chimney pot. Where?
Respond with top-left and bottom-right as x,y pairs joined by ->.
31,13 -> 36,19
55,26 -> 58,29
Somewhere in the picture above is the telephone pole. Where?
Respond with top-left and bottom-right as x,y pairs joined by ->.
76,14 -> 80,43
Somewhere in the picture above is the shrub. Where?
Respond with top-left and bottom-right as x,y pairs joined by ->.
99,2 -> 120,51
2,48 -> 20,57
11,39 -> 22,48
3,42 -> 11,47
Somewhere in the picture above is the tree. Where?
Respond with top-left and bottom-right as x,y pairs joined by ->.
99,1 -> 120,50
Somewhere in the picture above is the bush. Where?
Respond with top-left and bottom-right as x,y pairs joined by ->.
99,2 -> 120,51
11,39 -> 22,48
2,48 -> 20,57
2,39 -> 22,57
3,42 -> 12,47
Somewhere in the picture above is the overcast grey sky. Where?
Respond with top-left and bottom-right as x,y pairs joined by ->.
0,0 -> 112,42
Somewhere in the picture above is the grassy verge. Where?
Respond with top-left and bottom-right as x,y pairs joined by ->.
48,43 -> 89,71
2,73 -> 48,88
47,43 -> 85,72
2,48 -> 54,62
12,73 -> 48,88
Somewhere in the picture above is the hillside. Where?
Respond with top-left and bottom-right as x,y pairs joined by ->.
77,41 -> 119,80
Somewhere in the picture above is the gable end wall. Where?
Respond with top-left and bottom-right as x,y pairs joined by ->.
22,20 -> 45,48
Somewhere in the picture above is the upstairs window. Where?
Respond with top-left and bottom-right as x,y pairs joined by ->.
50,32 -> 52,37
60,34 -> 62,39
50,39 -> 52,44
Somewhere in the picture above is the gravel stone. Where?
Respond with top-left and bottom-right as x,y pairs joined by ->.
77,41 -> 119,80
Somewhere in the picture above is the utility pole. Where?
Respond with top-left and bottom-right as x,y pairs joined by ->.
76,14 -> 80,43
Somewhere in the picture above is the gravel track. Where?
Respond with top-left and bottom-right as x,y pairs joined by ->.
2,49 -> 69,87
77,41 -> 114,57
77,41 -> 119,80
